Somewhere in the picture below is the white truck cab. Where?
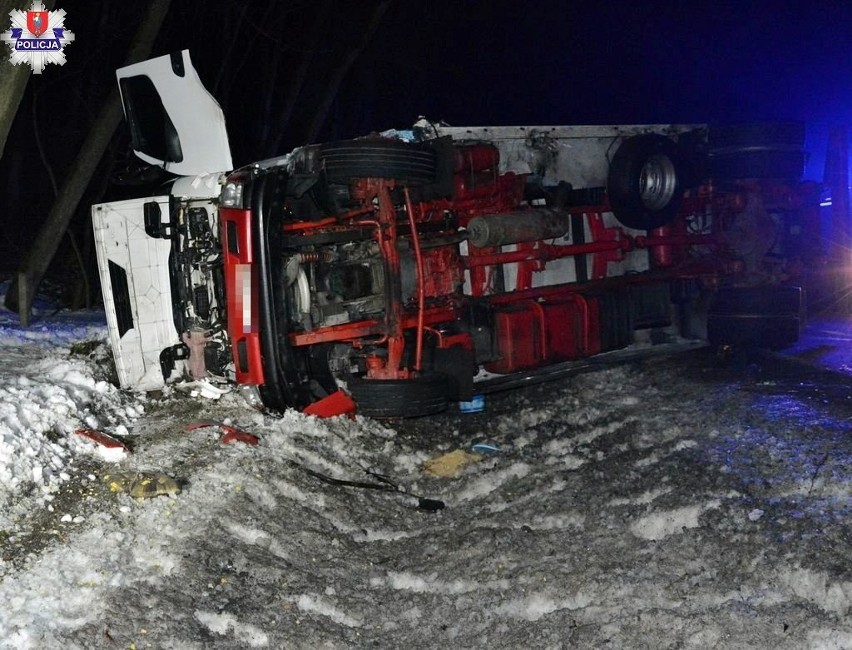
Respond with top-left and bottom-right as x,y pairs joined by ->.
93,50 -> 232,390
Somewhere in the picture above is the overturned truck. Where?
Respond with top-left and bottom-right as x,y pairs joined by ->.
94,51 -> 816,417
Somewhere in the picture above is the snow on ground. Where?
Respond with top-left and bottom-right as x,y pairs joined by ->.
0,285 -> 852,648
0,284 -> 140,528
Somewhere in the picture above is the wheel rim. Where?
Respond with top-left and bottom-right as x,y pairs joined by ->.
640,154 -> 677,211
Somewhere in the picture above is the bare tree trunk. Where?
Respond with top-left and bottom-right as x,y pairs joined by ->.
0,0 -> 55,159
217,0 -> 276,128
265,0 -> 331,157
6,0 -> 171,323
212,0 -> 248,97
303,0 -> 393,144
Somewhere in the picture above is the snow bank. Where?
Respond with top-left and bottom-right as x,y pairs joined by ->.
0,282 -> 140,523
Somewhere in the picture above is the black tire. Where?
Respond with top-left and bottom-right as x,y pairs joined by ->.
607,134 -> 685,230
707,286 -> 803,349
675,129 -> 707,189
347,373 -> 449,418
319,139 -> 437,185
708,314 -> 801,350
709,285 -> 802,315
708,122 -> 805,182
708,122 -> 805,151
709,150 -> 805,181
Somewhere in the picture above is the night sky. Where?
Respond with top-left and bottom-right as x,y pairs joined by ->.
351,1 -> 852,179
1,0 -> 851,274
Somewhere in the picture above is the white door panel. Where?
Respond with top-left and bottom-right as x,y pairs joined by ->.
116,50 -> 232,176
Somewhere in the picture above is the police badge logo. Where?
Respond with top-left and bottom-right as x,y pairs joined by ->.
0,1 -> 74,74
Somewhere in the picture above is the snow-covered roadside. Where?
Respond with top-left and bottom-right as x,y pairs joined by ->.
0,284 -> 142,526
1,283 -> 852,648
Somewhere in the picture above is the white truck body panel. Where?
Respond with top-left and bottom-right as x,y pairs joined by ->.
420,123 -> 699,187
92,196 -> 179,391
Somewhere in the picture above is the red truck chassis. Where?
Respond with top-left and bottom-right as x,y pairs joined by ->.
217,131 -> 812,417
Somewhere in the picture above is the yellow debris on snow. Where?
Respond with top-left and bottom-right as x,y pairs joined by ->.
423,449 -> 482,478
102,472 -> 181,498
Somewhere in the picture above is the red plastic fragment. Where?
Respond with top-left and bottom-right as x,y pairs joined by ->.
184,420 -> 259,446
74,428 -> 129,451
302,390 -> 357,419
219,424 -> 259,446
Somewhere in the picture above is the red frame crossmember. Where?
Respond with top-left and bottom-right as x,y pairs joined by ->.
585,211 -> 626,279
350,179 -> 408,379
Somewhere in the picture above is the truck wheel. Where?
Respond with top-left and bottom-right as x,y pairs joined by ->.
607,134 -> 685,230
708,122 -> 805,150
708,314 -> 801,350
709,150 -> 805,181
347,373 -> 449,418
319,139 -> 438,185
707,285 -> 803,350
708,122 -> 805,181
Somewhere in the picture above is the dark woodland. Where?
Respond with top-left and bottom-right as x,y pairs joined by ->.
0,0 -> 850,310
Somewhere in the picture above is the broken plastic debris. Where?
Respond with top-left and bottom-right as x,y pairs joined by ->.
471,442 -> 500,454
423,449 -> 482,478
185,420 -> 259,446
74,428 -> 130,456
238,384 -> 265,411
178,378 -> 230,400
219,425 -> 259,446
302,390 -> 357,419
103,471 -> 181,498
459,394 -> 485,413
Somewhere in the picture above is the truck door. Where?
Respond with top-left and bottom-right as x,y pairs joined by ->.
116,49 -> 232,176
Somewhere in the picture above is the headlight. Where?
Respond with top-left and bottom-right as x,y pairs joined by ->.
220,180 -> 244,208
